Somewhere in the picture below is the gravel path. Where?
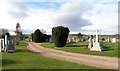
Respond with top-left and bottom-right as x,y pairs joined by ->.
27,42 -> 119,69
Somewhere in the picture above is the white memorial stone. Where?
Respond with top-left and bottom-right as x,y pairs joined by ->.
90,30 -> 103,51
2,39 -> 5,51
107,37 -> 110,42
111,38 -> 117,43
88,35 -> 93,49
0,39 -> 2,52
0,39 -> 5,52
5,35 -> 8,52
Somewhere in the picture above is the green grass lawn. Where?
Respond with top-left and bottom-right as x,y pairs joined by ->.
2,41 -> 97,70
41,42 -> 119,57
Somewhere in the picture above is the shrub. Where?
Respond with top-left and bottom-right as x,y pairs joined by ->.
41,34 -> 47,42
33,29 -> 42,42
52,26 -> 70,47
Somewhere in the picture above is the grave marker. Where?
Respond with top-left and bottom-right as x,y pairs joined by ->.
90,30 -> 103,51
88,35 -> 93,49
4,34 -> 15,52
111,38 -> 117,43
0,39 -> 2,52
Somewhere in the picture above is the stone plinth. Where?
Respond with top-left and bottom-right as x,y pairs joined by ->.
90,42 -> 102,51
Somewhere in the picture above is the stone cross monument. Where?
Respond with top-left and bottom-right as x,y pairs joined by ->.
90,30 -> 103,51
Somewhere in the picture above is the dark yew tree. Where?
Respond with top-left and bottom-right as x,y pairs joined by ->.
52,26 -> 70,47
33,29 -> 42,42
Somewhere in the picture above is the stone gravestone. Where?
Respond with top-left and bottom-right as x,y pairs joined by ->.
4,35 -> 7,52
67,38 -> 72,43
88,35 -> 93,49
5,34 -> 15,53
2,39 -> 5,51
0,39 -> 5,52
107,37 -> 110,42
90,30 -> 103,51
0,39 -> 2,52
111,38 -> 117,43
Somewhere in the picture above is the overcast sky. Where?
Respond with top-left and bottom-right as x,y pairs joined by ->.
0,0 -> 119,35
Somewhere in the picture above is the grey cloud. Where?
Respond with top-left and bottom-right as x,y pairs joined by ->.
53,2 -> 92,32
54,14 -> 92,32
9,2 -> 29,19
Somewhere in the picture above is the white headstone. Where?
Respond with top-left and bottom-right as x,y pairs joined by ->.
0,39 -> 5,52
49,38 -> 52,43
111,38 -> 117,43
5,35 -> 8,52
2,39 -> 5,51
90,30 -> 103,51
107,37 -> 110,42
0,39 -> 2,52
88,36 -> 92,49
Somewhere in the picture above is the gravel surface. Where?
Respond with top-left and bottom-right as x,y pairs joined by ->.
27,42 -> 119,69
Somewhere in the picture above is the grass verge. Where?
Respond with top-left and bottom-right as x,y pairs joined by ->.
2,41 -> 97,70
41,42 -> 119,57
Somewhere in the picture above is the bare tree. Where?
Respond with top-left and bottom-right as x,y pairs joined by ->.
15,23 -> 23,40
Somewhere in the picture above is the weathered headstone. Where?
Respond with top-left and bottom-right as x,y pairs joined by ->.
4,35 -> 15,52
49,37 -> 52,42
7,36 -> 15,52
5,35 -> 8,52
72,37 -> 76,42
0,39 -> 2,52
67,38 -> 73,43
2,39 -> 5,51
111,38 -> 117,43
0,39 -> 5,52
90,30 -> 103,51
75,39 -> 78,42
88,35 -> 93,49
107,37 -> 110,42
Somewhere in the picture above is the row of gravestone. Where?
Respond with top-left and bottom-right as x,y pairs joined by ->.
0,34 -> 16,53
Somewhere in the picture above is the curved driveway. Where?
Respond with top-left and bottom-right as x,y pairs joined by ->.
27,42 -> 118,69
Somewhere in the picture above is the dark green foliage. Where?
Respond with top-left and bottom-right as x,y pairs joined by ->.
31,33 -> 34,41
52,26 -> 70,47
41,34 -> 47,42
33,29 -> 42,42
33,29 -> 51,43
29,33 -> 34,41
